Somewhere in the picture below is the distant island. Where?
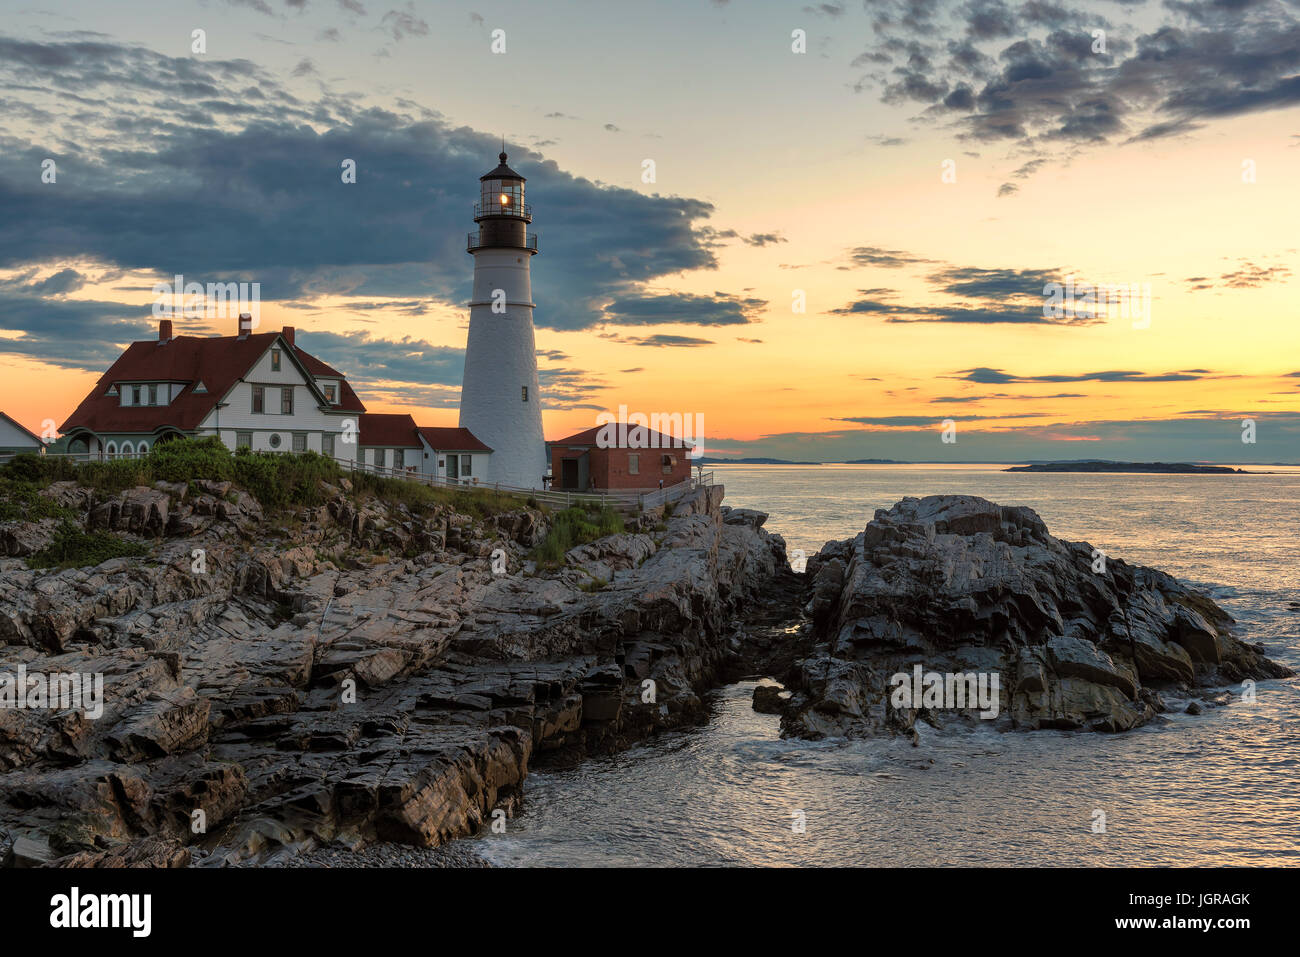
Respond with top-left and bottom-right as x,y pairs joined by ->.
696,457 -> 823,465
1005,461 -> 1249,474
841,458 -> 911,465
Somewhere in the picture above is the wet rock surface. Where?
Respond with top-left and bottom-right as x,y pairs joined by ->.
775,495 -> 1292,738
0,479 -> 786,867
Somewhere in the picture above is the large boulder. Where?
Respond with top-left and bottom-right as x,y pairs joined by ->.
783,495 -> 1292,738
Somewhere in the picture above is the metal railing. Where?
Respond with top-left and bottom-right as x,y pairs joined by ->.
467,231 -> 539,253
332,456 -> 711,513
473,201 -> 531,220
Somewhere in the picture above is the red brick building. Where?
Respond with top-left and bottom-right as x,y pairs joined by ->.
550,426 -> 692,491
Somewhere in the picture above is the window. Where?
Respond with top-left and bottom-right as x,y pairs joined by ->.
628,453 -> 639,475
269,433 -> 282,449
132,385 -> 141,405
376,449 -> 387,468
392,449 -> 402,469
252,386 -> 264,414
121,441 -> 135,456
106,442 -> 117,458
292,433 -> 307,453
236,431 -> 252,450
521,386 -> 528,402
148,384 -> 157,405
271,349 -> 281,371
322,434 -> 334,458
461,454 -> 472,477
662,454 -> 674,474
323,384 -> 336,404
138,441 -> 149,454
281,387 -> 293,415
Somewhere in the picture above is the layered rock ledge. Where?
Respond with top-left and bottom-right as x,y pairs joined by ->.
778,495 -> 1292,738
0,477 -> 785,867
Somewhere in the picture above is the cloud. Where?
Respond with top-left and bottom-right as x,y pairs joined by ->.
222,0 -> 275,15
598,291 -> 764,327
0,289 -> 154,368
0,35 -> 742,351
379,5 -> 430,41
953,367 -> 1216,384
743,232 -> 787,247
295,330 -> 463,386
844,246 -> 936,268
848,0 -> 1300,154
622,334 -> 714,348
803,3 -> 846,16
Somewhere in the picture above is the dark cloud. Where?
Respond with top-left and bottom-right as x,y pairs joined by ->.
803,3 -> 847,15
849,0 -> 1300,151
0,290 -> 153,368
379,6 -> 430,41
295,330 -> 463,386
0,35 -> 743,372
599,292 -> 763,327
844,246 -> 936,268
954,367 -> 1216,384
623,334 -> 714,348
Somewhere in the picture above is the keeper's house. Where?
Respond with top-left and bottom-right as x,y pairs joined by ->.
60,317 -> 367,461
357,413 -> 493,483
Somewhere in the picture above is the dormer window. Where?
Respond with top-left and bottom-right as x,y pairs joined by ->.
271,349 -> 282,372
323,384 -> 337,404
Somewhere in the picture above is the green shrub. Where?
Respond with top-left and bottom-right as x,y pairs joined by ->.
27,520 -> 150,570
530,504 -> 625,567
0,480 -> 77,523
2,437 -> 531,521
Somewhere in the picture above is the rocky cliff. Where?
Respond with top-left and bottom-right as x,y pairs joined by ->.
0,476 -> 786,867
781,495 -> 1291,738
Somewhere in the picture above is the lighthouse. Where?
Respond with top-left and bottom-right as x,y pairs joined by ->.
459,150 -> 546,488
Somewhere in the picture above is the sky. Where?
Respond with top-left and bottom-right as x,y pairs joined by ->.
0,0 -> 1298,463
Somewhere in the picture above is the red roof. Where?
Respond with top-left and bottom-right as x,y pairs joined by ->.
553,425 -> 691,449
359,413 -> 422,447
416,427 -> 492,452
60,332 -> 365,436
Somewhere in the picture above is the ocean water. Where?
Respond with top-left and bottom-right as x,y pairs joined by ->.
472,466 -> 1300,867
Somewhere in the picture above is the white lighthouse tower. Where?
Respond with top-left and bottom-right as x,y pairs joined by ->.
459,150 -> 546,488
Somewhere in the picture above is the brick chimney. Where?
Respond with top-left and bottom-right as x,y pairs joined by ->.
281,326 -> 295,347
158,318 -> 173,341
237,313 -> 252,339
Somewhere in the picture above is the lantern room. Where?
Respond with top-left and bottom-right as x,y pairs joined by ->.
476,151 -> 530,221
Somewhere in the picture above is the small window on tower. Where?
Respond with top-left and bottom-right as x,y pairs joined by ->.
521,386 -> 528,402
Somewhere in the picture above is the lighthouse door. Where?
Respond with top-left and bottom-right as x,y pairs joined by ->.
446,455 -> 459,480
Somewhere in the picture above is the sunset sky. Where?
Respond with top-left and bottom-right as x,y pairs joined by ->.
1,0 -> 1297,462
